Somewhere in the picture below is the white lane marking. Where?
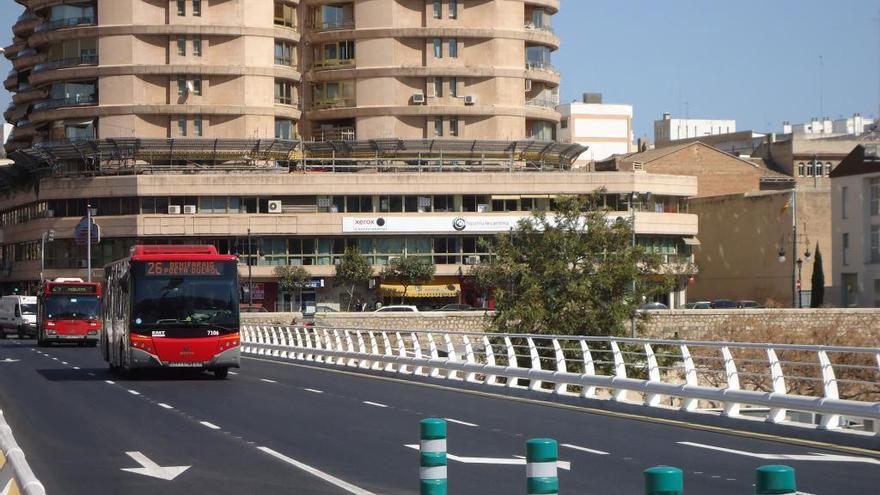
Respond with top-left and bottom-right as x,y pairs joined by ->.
200,421 -> 221,430
87,372 -> 95,376
304,388 -> 324,394
561,443 -> 611,455
61,361 -> 68,365
363,401 -> 388,408
158,403 -> 173,410
51,357 -> 59,361
443,418 -> 478,427
121,451 -> 190,481
678,442 -> 880,465
260,378 -> 277,383
228,371 -> 238,375
128,390 -> 140,396
73,366 -> 80,370
105,380 -> 115,384
404,444 -> 571,470
258,446 -> 376,495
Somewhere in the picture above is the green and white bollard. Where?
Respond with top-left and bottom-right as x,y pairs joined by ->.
420,418 -> 447,495
526,438 -> 558,495
644,466 -> 683,495
755,465 -> 797,494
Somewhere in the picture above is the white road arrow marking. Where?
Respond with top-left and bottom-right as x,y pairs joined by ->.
405,445 -> 571,470
0,358 -> 20,363
121,451 -> 191,481
678,442 -> 880,465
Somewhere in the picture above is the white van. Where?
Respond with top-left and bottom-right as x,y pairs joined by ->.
0,295 -> 38,338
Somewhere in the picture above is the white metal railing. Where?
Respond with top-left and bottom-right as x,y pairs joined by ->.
241,326 -> 880,436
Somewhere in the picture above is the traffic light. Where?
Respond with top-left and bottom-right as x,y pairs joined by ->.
13,287 -> 19,294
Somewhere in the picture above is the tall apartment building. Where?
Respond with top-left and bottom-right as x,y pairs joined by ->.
4,0 -> 561,149
653,113 -> 736,146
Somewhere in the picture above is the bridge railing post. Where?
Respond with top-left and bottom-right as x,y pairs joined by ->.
419,418 -> 447,495
755,465 -> 797,494
526,438 -> 558,495
643,466 -> 683,495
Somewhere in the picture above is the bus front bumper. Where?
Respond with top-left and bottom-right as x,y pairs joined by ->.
130,346 -> 241,370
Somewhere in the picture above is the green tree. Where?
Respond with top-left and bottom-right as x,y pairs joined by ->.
810,243 -> 825,308
471,194 -> 673,336
274,264 -> 312,311
380,256 -> 436,304
335,247 -> 374,311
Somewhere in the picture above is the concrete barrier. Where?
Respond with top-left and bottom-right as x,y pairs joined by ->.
0,410 -> 45,495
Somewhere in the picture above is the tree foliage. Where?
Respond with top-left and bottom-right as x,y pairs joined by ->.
335,247 -> 374,311
810,243 -> 825,308
380,256 -> 436,304
274,264 -> 312,298
471,194 -> 674,336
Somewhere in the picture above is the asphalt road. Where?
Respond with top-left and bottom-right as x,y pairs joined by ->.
0,337 -> 878,494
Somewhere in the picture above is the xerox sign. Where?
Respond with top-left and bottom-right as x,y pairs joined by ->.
342,216 -> 530,233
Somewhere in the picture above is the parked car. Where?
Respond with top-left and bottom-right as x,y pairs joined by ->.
711,299 -> 737,309
239,304 -> 268,313
638,302 -> 669,310
0,295 -> 37,338
683,301 -> 712,309
374,305 -> 419,313
437,304 -> 473,311
736,300 -> 765,309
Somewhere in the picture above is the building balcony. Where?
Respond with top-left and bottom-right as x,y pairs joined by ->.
311,127 -> 355,141
34,54 -> 98,73
12,12 -> 42,37
12,86 -> 48,104
32,95 -> 97,112
309,18 -> 355,32
525,94 -> 560,109
4,71 -> 18,91
524,22 -> 554,34
34,16 -> 96,33
311,58 -> 355,71
311,97 -> 356,110
525,60 -> 558,73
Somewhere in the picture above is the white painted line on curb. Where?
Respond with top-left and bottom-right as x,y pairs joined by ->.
561,443 -> 611,455
363,401 -> 388,408
443,418 -> 478,427
158,403 -> 173,409
260,378 -> 277,383
105,380 -> 115,384
304,388 -> 324,394
128,390 -> 140,396
200,421 -> 221,430
258,446 -> 376,495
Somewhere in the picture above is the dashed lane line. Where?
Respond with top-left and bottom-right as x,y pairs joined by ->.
158,403 -> 173,410
257,446 -> 376,495
128,390 -> 140,396
443,418 -> 478,427
260,378 -> 277,383
200,421 -> 221,430
561,443 -> 611,456
105,380 -> 115,385
362,401 -> 388,408
304,388 -> 324,394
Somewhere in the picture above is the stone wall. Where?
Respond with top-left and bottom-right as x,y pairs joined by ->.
241,309 -> 880,346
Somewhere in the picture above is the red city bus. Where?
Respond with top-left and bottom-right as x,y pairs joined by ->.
102,245 -> 240,378
37,278 -> 102,347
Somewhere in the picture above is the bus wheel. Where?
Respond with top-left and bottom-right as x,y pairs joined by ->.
213,368 -> 229,379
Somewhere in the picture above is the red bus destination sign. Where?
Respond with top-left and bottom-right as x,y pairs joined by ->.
145,261 -> 224,277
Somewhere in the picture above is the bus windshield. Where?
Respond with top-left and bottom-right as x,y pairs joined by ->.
45,296 -> 100,320
132,262 -> 239,327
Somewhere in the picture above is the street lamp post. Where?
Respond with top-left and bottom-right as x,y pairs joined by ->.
40,229 -> 55,283
247,228 -> 253,308
796,257 -> 803,308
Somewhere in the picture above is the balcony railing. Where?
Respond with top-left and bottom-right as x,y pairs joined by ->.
311,58 -> 355,71
34,54 -> 98,73
525,94 -> 560,109
525,60 -> 558,73
312,97 -> 356,110
312,127 -> 356,141
16,48 -> 37,59
32,95 -> 97,111
35,16 -> 96,33
310,18 -> 355,31
524,22 -> 555,34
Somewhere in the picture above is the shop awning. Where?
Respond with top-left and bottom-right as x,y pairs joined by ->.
381,281 -> 461,298
683,237 -> 701,246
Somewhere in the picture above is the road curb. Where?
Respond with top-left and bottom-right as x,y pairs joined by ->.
0,411 -> 45,495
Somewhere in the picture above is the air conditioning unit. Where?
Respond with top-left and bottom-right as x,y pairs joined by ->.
412,93 -> 426,104
267,200 -> 282,213
476,204 -> 489,213
168,205 -> 182,215
466,256 -> 481,265
43,209 -> 55,218
524,79 -> 532,92
464,95 -> 477,105
183,205 -> 197,215
418,196 -> 432,208
317,196 -> 333,208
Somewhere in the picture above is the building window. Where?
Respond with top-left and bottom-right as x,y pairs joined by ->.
449,77 -> 457,97
177,77 -> 186,96
177,117 -> 187,137
449,117 -> 459,137
193,36 -> 202,56
448,38 -> 458,58
275,119 -> 294,140
192,78 -> 202,95
841,186 -> 848,219
275,79 -> 294,105
434,117 -> 443,137
274,40 -> 294,66
871,178 -> 880,216
842,233 -> 849,265
433,38 -> 442,58
806,162 -> 814,177
449,0 -> 458,19
434,78 -> 443,98
177,37 -> 186,56
872,225 -> 880,263
177,0 -> 185,16
825,162 -> 832,176
274,2 -> 295,27
433,0 -> 441,19
194,116 -> 203,137
193,0 -> 201,16
561,118 -> 568,129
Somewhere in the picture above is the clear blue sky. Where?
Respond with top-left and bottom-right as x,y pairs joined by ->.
1,0 -> 877,140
